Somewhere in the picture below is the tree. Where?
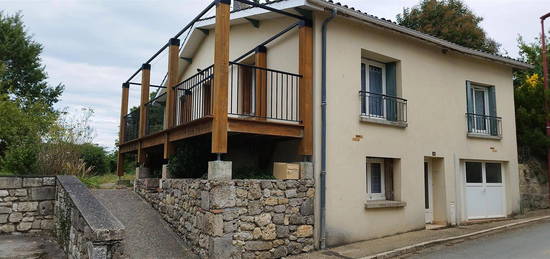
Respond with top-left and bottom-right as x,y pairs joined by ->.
0,12 -> 63,110
396,0 -> 500,54
514,35 -> 550,161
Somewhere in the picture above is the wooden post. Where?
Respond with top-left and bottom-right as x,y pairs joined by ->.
298,20 -> 313,156
117,82 -> 130,176
139,64 -> 151,138
211,0 -> 231,154
163,38 -> 180,160
255,46 -> 267,119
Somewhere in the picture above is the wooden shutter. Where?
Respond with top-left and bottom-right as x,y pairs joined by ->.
203,82 -> 211,116
385,62 -> 397,121
488,86 -> 497,135
240,66 -> 253,114
361,63 -> 366,114
466,81 -> 474,131
384,158 -> 394,201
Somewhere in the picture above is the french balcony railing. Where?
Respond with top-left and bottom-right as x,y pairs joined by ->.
466,113 -> 502,137
145,93 -> 166,136
359,91 -> 407,123
229,62 -> 301,123
123,109 -> 139,142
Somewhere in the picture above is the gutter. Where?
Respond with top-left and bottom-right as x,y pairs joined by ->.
319,7 -> 337,250
306,0 -> 532,70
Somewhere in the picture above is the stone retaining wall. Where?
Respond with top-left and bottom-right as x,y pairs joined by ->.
519,163 -> 550,210
0,176 -> 56,234
136,178 -> 315,259
56,176 -> 125,259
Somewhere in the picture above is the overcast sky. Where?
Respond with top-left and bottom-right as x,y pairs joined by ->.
1,0 -> 546,150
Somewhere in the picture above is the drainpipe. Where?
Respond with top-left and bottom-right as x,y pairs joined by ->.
541,13 -> 550,201
320,8 -> 337,250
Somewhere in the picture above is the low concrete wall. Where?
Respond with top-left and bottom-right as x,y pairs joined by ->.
0,176 -> 56,234
136,178 -> 315,259
55,176 -> 125,259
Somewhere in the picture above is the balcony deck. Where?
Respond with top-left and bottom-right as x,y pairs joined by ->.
119,116 -> 303,154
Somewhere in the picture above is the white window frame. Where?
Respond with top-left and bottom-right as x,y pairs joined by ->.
366,158 -> 386,201
361,59 -> 387,119
471,85 -> 490,134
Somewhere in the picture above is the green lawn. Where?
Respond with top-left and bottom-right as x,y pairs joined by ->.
79,172 -> 135,189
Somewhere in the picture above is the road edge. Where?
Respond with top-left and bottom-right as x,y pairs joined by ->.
359,215 -> 550,259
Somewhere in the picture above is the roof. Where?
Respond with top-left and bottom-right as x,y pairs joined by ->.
179,0 -> 532,70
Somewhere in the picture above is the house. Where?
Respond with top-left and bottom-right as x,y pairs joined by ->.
117,0 -> 532,250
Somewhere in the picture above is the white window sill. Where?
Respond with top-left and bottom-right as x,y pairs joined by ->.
467,133 -> 502,140
360,116 -> 408,128
364,200 -> 407,209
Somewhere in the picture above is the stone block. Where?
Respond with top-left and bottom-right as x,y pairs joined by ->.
41,219 -> 54,230
201,191 -> 210,210
208,235 -> 235,259
30,187 -> 55,201
9,212 -> 22,223
161,164 -> 171,179
295,225 -> 313,237
136,166 -> 151,179
205,213 -> 224,237
0,214 -> 7,223
14,202 -> 38,212
254,213 -> 271,227
245,241 -> 273,251
17,222 -> 32,232
261,223 -> 276,240
0,190 -> 9,197
23,178 -> 43,187
210,185 -> 236,209
0,206 -> 11,214
43,177 -> 56,186
0,224 -> 15,233
87,242 -> 108,259
208,161 -> 232,180
0,177 -> 22,189
39,201 -> 54,215
14,189 -> 27,197
300,198 -> 314,216
273,246 -> 288,258
277,225 -> 290,238
299,162 -> 314,179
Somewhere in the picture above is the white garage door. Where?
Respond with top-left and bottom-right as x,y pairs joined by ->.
465,162 -> 505,220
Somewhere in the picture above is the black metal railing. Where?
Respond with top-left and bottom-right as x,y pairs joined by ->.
466,113 -> 502,137
174,65 -> 214,126
145,93 -> 166,135
124,109 -> 139,142
359,91 -> 407,123
229,62 -> 301,122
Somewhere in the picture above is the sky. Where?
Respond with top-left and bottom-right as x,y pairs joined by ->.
1,0 -> 546,150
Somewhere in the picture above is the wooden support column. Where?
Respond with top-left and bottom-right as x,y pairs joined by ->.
163,38 -> 180,160
138,64 -> 151,164
255,46 -> 267,119
139,64 -> 151,138
117,82 -> 130,176
298,20 -> 313,156
211,0 -> 231,154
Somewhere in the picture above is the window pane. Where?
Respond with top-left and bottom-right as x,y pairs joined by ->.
474,90 -> 487,130
465,162 -> 482,183
370,163 -> 382,193
369,65 -> 384,117
486,163 -> 502,183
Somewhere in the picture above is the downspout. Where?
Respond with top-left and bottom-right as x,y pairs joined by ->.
320,8 -> 337,250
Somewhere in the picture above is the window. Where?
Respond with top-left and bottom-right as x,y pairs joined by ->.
465,161 -> 502,184
466,81 -> 501,136
360,58 -> 406,124
366,158 -> 397,201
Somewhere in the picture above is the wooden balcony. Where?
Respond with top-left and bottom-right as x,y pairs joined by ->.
116,0 -> 312,176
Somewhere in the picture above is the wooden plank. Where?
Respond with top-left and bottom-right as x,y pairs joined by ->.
169,118 -> 213,142
139,64 -> 151,138
119,83 -> 129,144
164,38 -> 181,160
298,22 -> 313,156
119,141 -> 139,153
116,152 -> 125,176
228,118 -> 303,138
255,46 -> 268,119
211,0 -> 230,154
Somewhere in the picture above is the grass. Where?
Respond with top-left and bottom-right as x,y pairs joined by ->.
0,171 -> 14,176
79,172 -> 135,189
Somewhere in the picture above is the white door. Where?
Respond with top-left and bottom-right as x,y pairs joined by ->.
424,161 -> 433,223
465,162 -> 505,220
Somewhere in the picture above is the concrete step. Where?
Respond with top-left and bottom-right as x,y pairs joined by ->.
92,189 -> 197,259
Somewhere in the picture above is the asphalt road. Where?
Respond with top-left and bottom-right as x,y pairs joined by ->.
410,219 -> 550,259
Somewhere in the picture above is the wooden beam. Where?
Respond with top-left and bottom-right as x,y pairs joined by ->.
139,64 -> 151,138
211,0 -> 231,154
298,21 -> 313,156
117,82 -> 130,176
255,46 -> 268,119
228,118 -> 303,138
164,38 -> 180,160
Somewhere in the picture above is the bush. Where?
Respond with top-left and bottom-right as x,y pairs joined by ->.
168,136 -> 214,178
78,143 -> 109,175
